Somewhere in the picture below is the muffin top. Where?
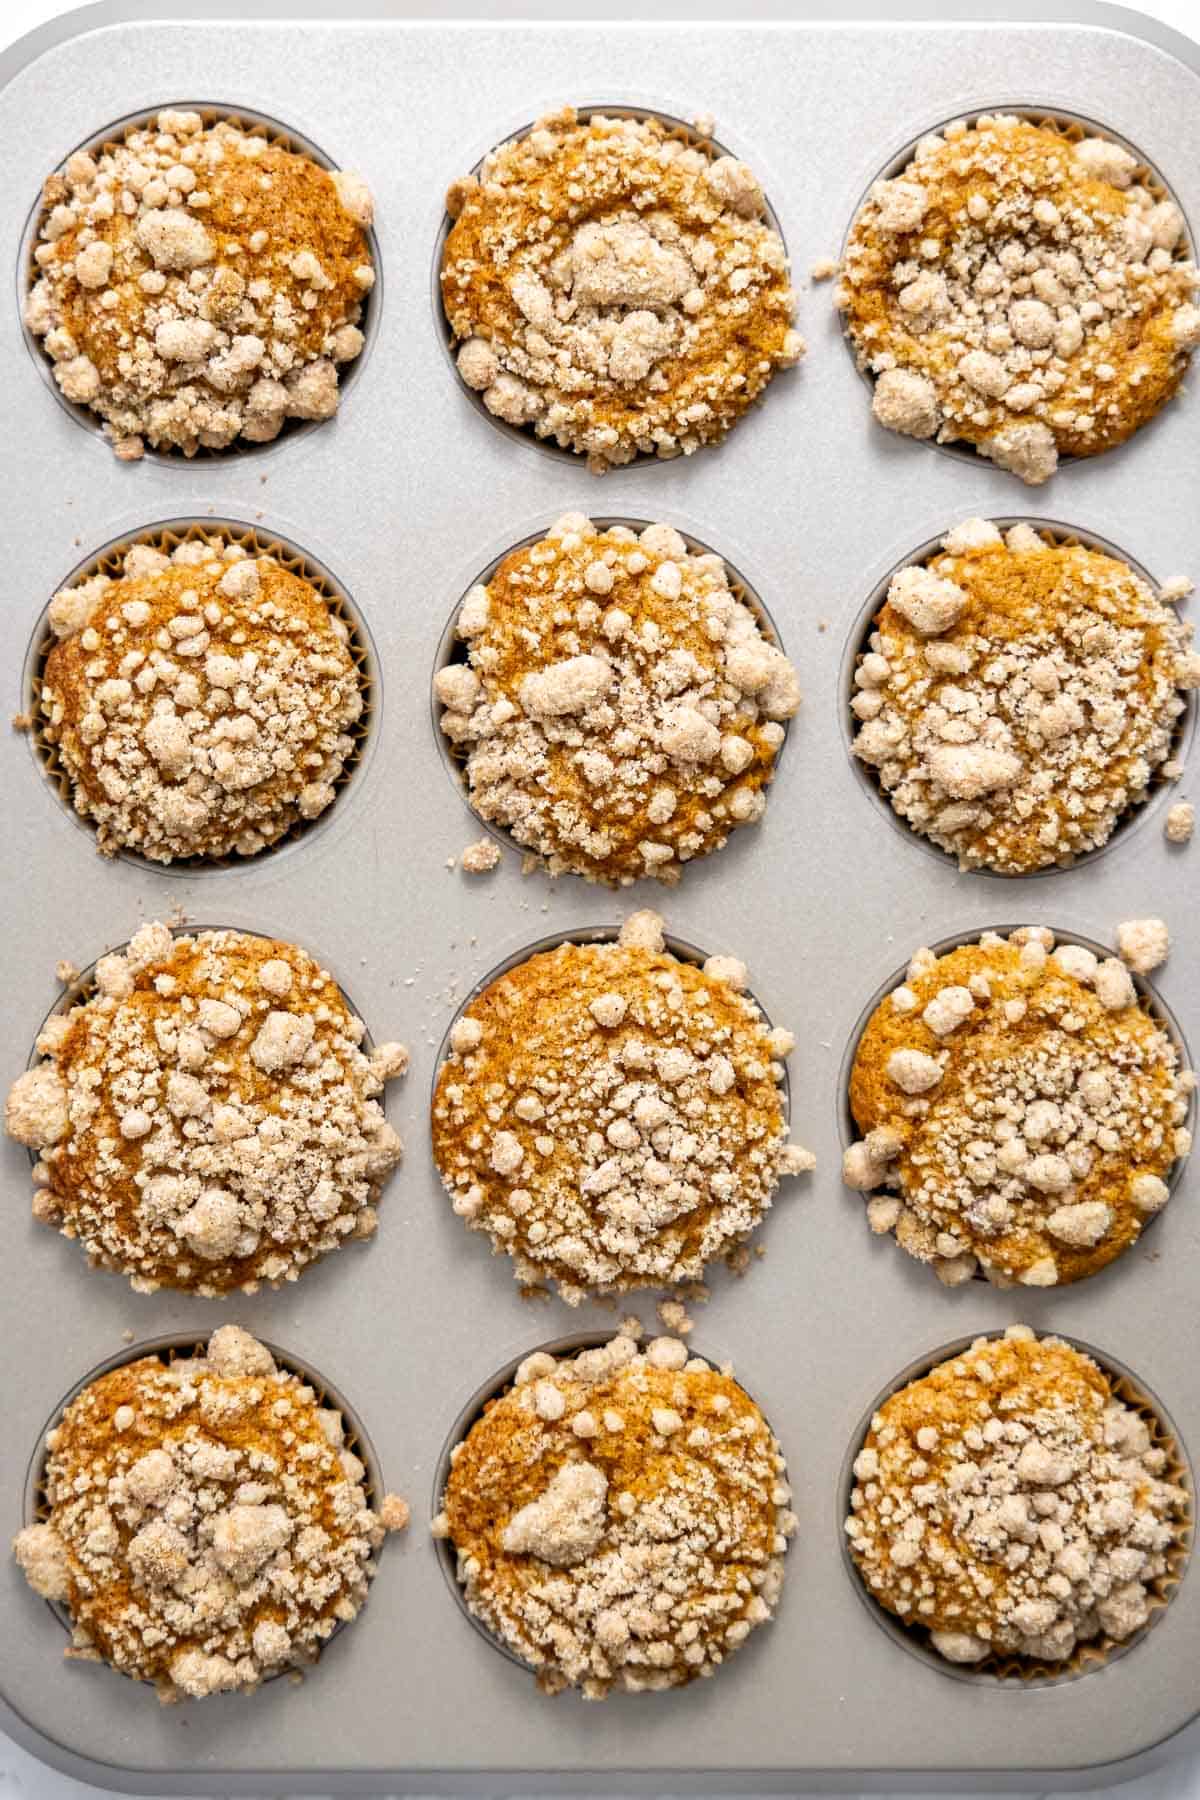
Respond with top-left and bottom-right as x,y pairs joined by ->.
38,534 -> 366,864
851,517 -> 1196,873
441,106 -> 803,470
431,910 -> 812,1305
844,929 -> 1192,1288
436,513 -> 800,885
434,1329 -> 792,1696
838,115 -> 1199,483
845,1326 -> 1188,1667
13,1325 -> 405,1700
26,111 -> 374,457
4,922 -> 407,1294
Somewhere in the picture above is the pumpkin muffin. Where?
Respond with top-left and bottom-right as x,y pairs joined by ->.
845,1326 -> 1189,1669
433,1329 -> 793,1696
13,1324 -> 407,1700
838,115 -> 1199,483
851,517 -> 1196,873
26,110 -> 374,457
441,106 -> 803,470
4,922 -> 407,1294
37,533 -> 366,863
432,910 -> 813,1305
436,514 -> 801,884
843,929 -> 1192,1288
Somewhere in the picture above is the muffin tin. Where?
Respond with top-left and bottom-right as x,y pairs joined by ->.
2,0 -> 1199,1791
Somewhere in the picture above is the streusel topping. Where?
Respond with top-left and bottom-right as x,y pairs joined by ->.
852,518 -> 1194,873
839,116 -> 1198,482
845,1327 -> 1189,1667
26,112 -> 374,457
844,930 -> 1192,1288
38,534 -> 365,863
434,1330 -> 793,1696
432,911 -> 812,1304
13,1325 -> 405,1701
441,107 -> 803,470
437,514 -> 800,885
5,923 -> 407,1294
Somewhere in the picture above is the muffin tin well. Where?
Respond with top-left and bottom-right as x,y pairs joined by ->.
21,517 -> 379,874
3,5 -> 1200,1792
837,519 -> 1197,878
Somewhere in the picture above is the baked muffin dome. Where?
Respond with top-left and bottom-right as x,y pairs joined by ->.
432,910 -> 812,1305
851,518 -> 1196,873
844,929 -> 1193,1289
13,1325 -> 406,1700
4,922 -> 408,1294
441,106 -> 803,469
434,1330 -> 793,1696
37,533 -> 367,863
845,1327 -> 1189,1668
838,115 -> 1199,483
26,110 -> 374,457
436,514 -> 801,884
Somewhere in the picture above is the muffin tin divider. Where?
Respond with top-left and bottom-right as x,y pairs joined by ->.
2,3 -> 1200,1791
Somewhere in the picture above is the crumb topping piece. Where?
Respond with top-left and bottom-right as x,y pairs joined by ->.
852,519 -> 1192,873
38,535 -> 365,863
437,515 -> 800,885
441,107 -> 802,470
5,923 -> 406,1293
844,930 -> 1192,1288
435,1332 -> 793,1696
12,1326 -> 400,1700
27,112 -> 374,457
432,911 -> 811,1303
1165,801 -> 1194,844
839,116 -> 1198,482
846,1327 -> 1188,1666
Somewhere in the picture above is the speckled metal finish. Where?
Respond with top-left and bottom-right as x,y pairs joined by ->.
1,2 -> 1198,1791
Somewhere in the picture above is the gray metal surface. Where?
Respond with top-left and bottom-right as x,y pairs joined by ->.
1,3 -> 1199,1792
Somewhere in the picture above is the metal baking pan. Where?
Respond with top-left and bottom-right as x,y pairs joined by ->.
2,1 -> 1199,1791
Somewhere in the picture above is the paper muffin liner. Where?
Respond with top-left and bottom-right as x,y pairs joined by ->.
431,1330 -> 788,1680
24,518 -> 376,872
21,104 -> 380,459
432,103 -> 787,467
843,1333 -> 1193,1688
24,1332 -> 384,1677
431,515 -> 792,871
841,519 -> 1196,879
836,923 -> 1195,1287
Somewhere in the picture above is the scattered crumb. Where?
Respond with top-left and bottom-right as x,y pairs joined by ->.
657,1297 -> 693,1335
1117,917 -> 1171,974
12,712 -> 31,731
54,960 -> 79,985
810,257 -> 838,281
379,1493 -> 411,1533
1165,801 -> 1194,843
460,837 -> 501,875
1160,576 -> 1194,603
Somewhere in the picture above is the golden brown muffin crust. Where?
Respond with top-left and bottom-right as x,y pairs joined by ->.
436,514 -> 800,884
839,116 -> 1199,482
845,1327 -> 1189,1667
844,931 -> 1192,1287
435,1330 -> 792,1696
441,107 -> 803,469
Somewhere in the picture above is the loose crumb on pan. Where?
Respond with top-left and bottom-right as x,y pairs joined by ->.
436,515 -> 800,886
851,518 -> 1194,873
845,1326 -> 1189,1668
441,106 -> 803,471
4,922 -> 407,1294
838,115 -> 1199,482
460,837 -> 501,875
1165,801 -> 1194,843
26,111 -> 374,457
12,1325 -> 402,1701
1116,916 -> 1170,974
432,910 -> 812,1304
843,928 -> 1192,1289
433,1330 -> 793,1696
37,534 -> 366,863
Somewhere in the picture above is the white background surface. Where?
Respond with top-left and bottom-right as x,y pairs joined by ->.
2,0 -> 1199,1796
